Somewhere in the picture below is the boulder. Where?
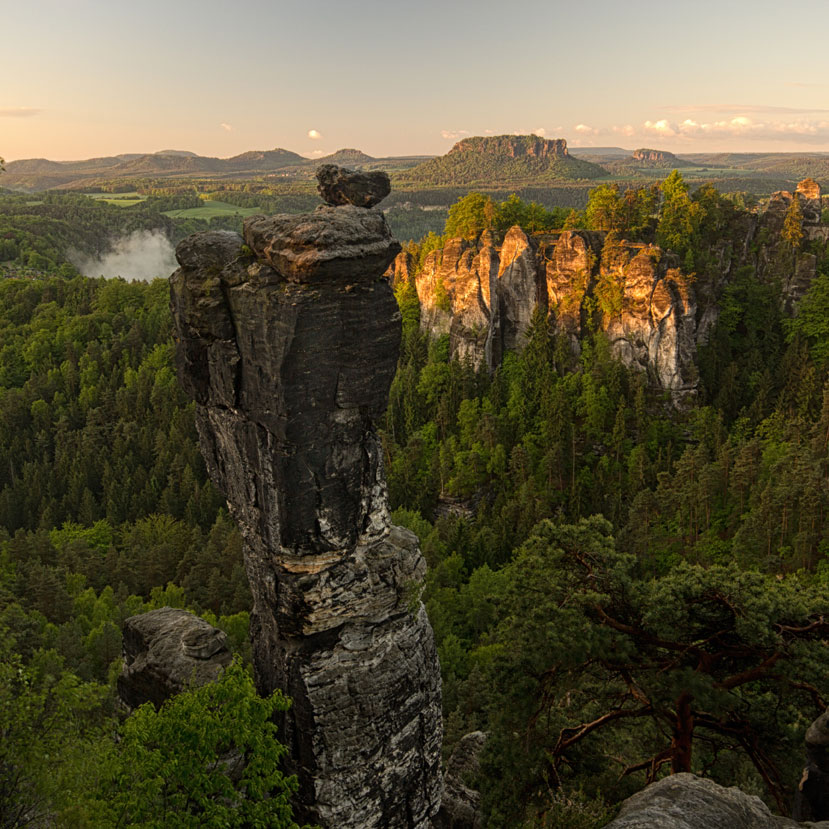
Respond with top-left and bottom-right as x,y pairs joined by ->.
117,607 -> 232,710
316,163 -> 391,208
602,773 -> 829,829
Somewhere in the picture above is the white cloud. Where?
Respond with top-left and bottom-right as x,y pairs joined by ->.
307,149 -> 325,158
643,119 -> 677,137
633,114 -> 829,145
307,129 -> 323,140
612,124 -> 635,137
220,122 -> 233,132
665,103 -> 829,115
441,129 -> 470,140
0,107 -> 41,118
574,124 -> 599,135
533,127 -> 546,137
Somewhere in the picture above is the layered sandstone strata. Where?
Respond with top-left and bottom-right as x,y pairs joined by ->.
170,168 -> 442,828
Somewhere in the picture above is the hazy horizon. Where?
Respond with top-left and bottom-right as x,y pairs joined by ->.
4,0 -> 829,162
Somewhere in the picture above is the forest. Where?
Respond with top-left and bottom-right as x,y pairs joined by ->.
1,172 -> 829,827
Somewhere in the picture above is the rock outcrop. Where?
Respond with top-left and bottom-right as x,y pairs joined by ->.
404,227 -> 698,396
316,163 -> 391,208
602,773 -> 829,829
118,607 -> 232,710
433,731 -> 487,829
752,182 -> 827,311
170,168 -> 442,828
393,176 -> 827,396
794,711 -> 829,821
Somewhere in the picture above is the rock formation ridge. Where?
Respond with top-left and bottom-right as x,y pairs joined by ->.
390,178 -> 825,398
396,227 -> 697,397
170,166 -> 442,828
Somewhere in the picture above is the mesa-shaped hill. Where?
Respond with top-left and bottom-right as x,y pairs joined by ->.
401,135 -> 608,185
631,148 -> 700,168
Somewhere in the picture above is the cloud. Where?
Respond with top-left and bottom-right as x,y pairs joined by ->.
220,122 -> 233,131
441,129 -> 470,140
635,115 -> 829,144
643,119 -> 677,137
307,129 -> 323,140
0,107 -> 42,118
533,127 -> 546,138
72,231 -> 177,282
665,103 -> 829,115
307,149 -> 325,158
574,124 -> 599,136
612,124 -> 636,137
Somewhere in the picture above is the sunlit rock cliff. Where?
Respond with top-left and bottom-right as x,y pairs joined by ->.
392,178 -> 825,399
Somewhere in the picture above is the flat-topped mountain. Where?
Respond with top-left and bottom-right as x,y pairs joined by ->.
632,147 -> 699,167
402,135 -> 609,185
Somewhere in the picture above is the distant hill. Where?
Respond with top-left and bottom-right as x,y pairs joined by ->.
401,135 -> 608,185
630,148 -> 700,168
0,147 -> 418,191
317,148 -> 376,167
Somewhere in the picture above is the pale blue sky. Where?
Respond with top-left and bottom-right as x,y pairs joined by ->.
3,0 -> 829,160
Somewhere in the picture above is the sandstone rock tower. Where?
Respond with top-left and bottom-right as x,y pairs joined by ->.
169,166 -> 442,827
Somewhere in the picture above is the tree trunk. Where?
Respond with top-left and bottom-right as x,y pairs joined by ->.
671,692 -> 694,774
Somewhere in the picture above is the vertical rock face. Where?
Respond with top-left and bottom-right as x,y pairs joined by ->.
545,230 -> 603,344
414,234 -> 501,371
602,245 -> 698,394
498,226 -> 544,351
170,172 -> 442,828
402,226 -> 699,398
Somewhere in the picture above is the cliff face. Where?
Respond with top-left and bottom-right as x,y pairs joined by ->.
399,179 -> 825,396
408,228 -> 699,395
170,171 -> 442,828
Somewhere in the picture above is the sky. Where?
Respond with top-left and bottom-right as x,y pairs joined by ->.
3,0 -> 829,161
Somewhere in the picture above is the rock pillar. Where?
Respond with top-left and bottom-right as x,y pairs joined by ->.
169,167 -> 442,827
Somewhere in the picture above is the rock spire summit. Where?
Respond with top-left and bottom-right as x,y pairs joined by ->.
170,166 -> 442,827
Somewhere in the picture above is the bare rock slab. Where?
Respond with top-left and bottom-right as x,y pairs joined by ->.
602,773 -> 829,829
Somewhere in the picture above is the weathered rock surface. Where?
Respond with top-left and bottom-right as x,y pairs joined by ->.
602,773 -> 829,829
602,244 -> 697,394
170,180 -> 442,828
118,607 -> 232,709
752,180 -> 827,311
414,234 -> 501,371
433,731 -> 487,829
498,226 -> 543,352
794,711 -> 829,821
403,226 -> 698,396
316,163 -> 391,208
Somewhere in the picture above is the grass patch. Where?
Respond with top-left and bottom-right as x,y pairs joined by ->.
162,201 -> 262,219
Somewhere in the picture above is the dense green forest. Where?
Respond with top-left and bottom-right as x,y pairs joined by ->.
1,177 -> 829,826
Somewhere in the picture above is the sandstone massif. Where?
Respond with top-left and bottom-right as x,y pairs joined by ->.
390,179 -> 825,398
170,168 -> 442,828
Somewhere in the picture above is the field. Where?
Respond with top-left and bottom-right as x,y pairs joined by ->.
162,200 -> 262,219
85,192 -> 147,207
